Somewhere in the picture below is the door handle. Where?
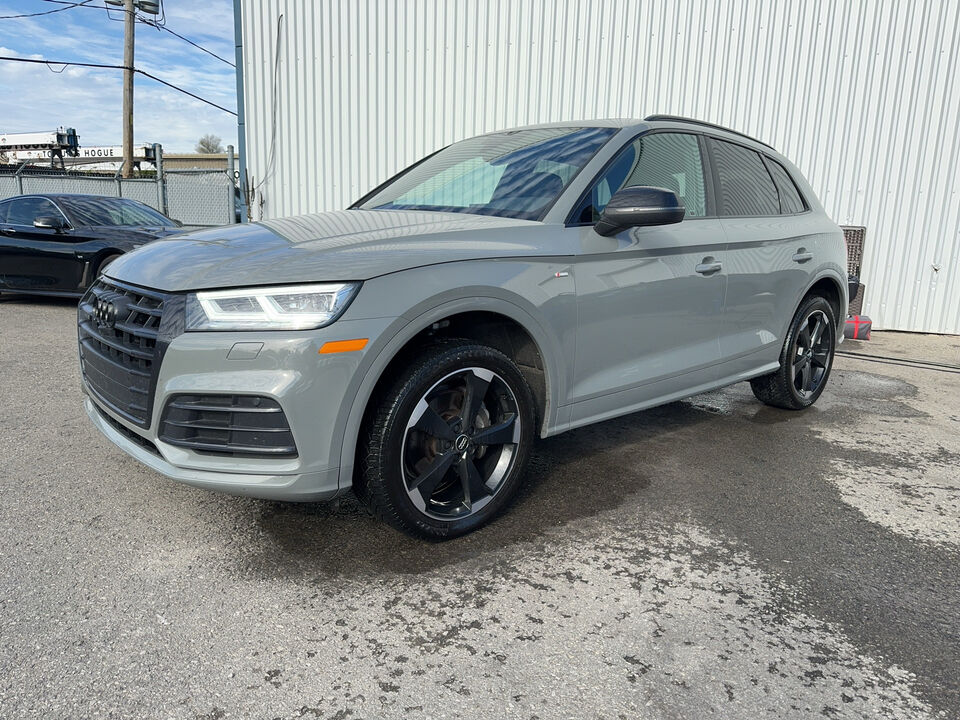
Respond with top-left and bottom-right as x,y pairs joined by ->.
0,227 -> 14,235
792,250 -> 813,263
695,259 -> 722,276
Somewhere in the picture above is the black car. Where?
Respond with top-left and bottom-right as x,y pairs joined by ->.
0,193 -> 184,297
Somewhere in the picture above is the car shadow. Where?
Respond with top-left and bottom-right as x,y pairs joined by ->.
235,399 -> 722,580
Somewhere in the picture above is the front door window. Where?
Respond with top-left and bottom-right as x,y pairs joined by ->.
574,132 -> 708,223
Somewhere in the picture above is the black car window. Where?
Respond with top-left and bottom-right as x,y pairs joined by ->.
5,197 -> 61,226
765,157 -> 807,214
709,139 -> 780,216
0,199 -> 9,223
56,196 -> 175,227
573,132 -> 707,223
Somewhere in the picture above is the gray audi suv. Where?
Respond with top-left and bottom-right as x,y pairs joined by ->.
78,116 -> 847,539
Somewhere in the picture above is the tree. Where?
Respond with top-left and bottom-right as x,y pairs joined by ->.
195,134 -> 225,154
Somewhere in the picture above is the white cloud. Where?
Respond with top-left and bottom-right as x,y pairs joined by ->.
0,1 -> 238,152
161,4 -> 235,43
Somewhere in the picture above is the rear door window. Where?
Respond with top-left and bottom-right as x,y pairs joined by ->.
765,157 -> 807,214
709,139 -> 780,216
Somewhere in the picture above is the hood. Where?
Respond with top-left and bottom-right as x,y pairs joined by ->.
86,225 -> 185,245
105,209 -> 554,292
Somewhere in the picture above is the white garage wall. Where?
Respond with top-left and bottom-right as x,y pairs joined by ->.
238,0 -> 960,334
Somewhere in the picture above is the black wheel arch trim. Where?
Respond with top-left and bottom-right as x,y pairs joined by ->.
794,267 -> 848,329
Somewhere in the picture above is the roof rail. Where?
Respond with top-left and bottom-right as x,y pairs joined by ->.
643,114 -> 776,151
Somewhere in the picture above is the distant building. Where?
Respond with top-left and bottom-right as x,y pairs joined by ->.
162,153 -> 234,171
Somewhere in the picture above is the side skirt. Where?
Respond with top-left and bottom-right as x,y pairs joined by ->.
549,360 -> 780,437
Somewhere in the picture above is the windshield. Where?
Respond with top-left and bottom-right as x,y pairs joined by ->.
57,196 -> 176,228
357,126 -> 617,221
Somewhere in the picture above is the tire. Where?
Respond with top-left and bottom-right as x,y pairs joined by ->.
95,253 -> 122,279
357,339 -> 536,540
750,295 -> 837,410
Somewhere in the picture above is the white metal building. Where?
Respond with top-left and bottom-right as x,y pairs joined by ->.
234,0 -> 960,334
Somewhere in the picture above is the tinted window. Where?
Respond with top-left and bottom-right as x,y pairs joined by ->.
56,196 -> 175,227
5,197 -> 61,226
765,157 -> 806,214
574,132 -> 707,223
358,126 -> 617,221
709,139 -> 780,216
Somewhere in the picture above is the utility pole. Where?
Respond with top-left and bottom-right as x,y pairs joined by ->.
121,0 -> 135,178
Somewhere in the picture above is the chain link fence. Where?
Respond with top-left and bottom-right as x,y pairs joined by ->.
0,151 -> 237,227
165,170 -> 235,226
0,175 -> 17,199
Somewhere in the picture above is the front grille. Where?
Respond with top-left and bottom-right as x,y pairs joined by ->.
93,402 -> 161,456
159,394 -> 298,458
78,278 -> 169,427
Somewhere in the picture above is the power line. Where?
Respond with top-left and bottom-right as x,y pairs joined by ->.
0,0 -> 94,20
139,19 -> 235,67
136,68 -> 236,115
0,55 -> 237,116
30,0 -> 235,68
0,56 -> 122,70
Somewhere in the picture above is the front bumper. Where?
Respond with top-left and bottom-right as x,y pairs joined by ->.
85,396 -> 341,501
82,315 -> 396,501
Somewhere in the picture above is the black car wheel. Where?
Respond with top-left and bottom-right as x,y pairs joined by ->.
358,339 -> 536,540
95,253 -> 122,279
750,295 -> 837,410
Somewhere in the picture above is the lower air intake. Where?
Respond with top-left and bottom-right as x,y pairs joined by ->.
159,394 -> 298,458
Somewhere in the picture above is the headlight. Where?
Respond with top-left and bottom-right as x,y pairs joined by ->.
185,282 -> 360,331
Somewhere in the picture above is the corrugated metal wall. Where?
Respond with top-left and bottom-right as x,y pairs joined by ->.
239,0 -> 960,333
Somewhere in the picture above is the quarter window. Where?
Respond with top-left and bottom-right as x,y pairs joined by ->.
4,197 -> 62,226
574,132 -> 707,223
709,139 -> 780,216
765,157 -> 807,214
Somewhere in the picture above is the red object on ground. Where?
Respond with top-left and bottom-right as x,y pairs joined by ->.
844,315 -> 872,340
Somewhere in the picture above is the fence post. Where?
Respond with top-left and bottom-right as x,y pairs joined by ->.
226,144 -> 236,223
114,162 -> 123,197
154,143 -> 168,215
15,162 -> 26,194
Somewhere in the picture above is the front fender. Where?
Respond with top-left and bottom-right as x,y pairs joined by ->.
332,259 -> 576,489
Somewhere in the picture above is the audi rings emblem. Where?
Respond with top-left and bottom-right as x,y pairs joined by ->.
95,298 -> 118,329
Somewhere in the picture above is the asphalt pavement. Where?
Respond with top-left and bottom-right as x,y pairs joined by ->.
1,295 -> 958,719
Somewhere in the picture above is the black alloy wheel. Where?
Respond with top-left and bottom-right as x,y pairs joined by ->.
358,339 -> 535,539
750,295 -> 837,410
401,366 -> 521,520
790,309 -> 833,399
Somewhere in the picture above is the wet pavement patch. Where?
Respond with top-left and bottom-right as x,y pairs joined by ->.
1,303 -> 958,719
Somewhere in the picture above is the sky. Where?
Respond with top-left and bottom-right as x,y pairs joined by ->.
0,0 -> 237,152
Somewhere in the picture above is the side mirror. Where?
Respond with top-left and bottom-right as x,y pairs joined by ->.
595,186 -> 685,236
34,215 -> 68,231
